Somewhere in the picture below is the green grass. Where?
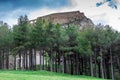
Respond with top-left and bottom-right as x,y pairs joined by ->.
0,70 -> 104,80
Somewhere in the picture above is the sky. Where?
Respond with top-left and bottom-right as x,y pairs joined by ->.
0,0 -> 120,31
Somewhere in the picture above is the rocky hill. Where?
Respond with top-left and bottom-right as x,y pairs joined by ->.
30,11 -> 94,27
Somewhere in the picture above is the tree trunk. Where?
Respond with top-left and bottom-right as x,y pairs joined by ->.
81,57 -> 84,75
98,62 -> 101,78
6,49 -> 9,69
78,56 -> 81,75
84,57 -> 87,75
57,50 -> 61,72
76,53 -> 79,75
25,50 -> 28,70
2,50 -> 5,69
74,54 -> 77,75
50,49 -> 53,72
117,57 -> 120,74
106,58 -> 110,79
62,52 -> 66,73
70,56 -> 73,75
42,50 -> 44,70
39,50 -> 42,70
0,51 -> 2,69
90,56 -> 94,76
34,49 -> 36,70
62,53 -> 64,73
23,51 -> 25,70
19,52 -> 21,70
100,48 -> 104,78
110,47 -> 115,80
94,48 -> 98,77
55,53 -> 57,72
14,55 -> 16,70
29,49 -> 33,70
103,58 -> 107,79
63,53 -> 66,73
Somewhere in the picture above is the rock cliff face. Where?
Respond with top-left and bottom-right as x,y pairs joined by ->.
30,11 -> 94,27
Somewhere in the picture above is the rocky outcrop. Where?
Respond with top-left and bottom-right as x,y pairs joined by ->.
29,11 -> 94,27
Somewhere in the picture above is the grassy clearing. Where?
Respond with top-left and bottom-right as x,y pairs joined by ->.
0,70 -> 104,80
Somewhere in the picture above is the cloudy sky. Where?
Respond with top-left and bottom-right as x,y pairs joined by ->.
0,0 -> 120,31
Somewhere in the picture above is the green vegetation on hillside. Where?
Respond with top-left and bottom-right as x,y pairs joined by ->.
0,70 -> 103,80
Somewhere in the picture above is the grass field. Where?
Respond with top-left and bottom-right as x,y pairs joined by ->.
0,70 -> 104,80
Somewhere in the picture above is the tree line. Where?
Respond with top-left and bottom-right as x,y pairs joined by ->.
0,15 -> 120,80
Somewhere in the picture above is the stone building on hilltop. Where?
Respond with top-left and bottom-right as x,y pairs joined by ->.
30,11 -> 94,27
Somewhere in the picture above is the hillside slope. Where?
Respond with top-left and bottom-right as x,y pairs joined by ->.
0,70 -> 104,80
